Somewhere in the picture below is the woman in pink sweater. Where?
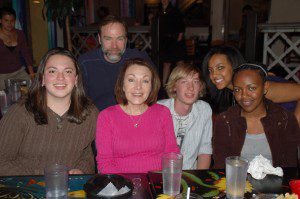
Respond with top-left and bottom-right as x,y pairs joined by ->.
96,58 -> 179,173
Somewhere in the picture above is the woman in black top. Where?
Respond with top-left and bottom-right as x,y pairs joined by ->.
158,0 -> 186,85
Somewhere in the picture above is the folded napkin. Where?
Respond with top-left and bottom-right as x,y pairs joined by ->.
97,182 -> 130,196
247,155 -> 283,180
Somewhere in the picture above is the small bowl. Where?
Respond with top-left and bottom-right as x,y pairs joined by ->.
289,180 -> 300,197
84,174 -> 133,199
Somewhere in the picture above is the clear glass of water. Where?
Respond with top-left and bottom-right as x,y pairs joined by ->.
162,153 -> 183,196
45,164 -> 68,199
226,156 -> 249,199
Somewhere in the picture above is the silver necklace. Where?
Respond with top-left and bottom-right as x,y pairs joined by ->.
127,107 -> 145,128
130,115 -> 142,128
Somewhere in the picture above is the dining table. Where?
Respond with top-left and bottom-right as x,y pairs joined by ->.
0,167 -> 298,198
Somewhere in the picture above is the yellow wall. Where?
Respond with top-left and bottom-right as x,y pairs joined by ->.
29,1 -> 48,66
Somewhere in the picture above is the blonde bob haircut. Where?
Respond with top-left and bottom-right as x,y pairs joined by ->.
166,62 -> 206,98
115,58 -> 161,106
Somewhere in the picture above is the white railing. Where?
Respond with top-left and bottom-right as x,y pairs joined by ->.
70,26 -> 151,57
260,23 -> 300,83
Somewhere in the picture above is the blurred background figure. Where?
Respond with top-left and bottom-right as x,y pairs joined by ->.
0,6 -> 34,91
158,0 -> 186,87
96,6 -> 110,22
239,5 -> 254,55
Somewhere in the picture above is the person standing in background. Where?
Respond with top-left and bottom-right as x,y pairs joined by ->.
0,7 -> 34,90
158,0 -> 186,86
239,5 -> 254,55
79,15 -> 153,111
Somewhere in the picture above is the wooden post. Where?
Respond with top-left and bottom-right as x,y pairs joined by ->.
66,16 -> 72,51
245,11 -> 257,62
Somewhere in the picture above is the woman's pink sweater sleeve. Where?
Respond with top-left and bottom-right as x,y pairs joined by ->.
95,111 -> 118,173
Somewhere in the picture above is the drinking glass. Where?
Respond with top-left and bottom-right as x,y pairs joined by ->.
162,153 -> 183,196
226,156 -> 249,199
0,90 -> 9,116
9,82 -> 21,103
45,164 -> 68,199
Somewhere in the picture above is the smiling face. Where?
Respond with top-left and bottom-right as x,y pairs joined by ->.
174,72 -> 202,107
99,22 -> 127,63
0,14 -> 16,32
42,55 -> 78,103
208,54 -> 234,90
123,64 -> 152,109
233,70 -> 268,115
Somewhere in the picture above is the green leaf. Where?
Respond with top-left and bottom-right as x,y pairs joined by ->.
202,190 -> 220,198
207,171 -> 220,180
182,172 -> 216,189
181,178 -> 188,194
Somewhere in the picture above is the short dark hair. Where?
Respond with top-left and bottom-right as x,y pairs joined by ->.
98,15 -> 128,36
233,63 -> 268,84
24,47 -> 93,125
115,58 -> 160,106
0,7 -> 16,19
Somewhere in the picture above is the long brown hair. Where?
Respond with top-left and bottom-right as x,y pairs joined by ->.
24,47 -> 93,124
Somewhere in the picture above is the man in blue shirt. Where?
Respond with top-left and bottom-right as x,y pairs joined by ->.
79,15 -> 153,110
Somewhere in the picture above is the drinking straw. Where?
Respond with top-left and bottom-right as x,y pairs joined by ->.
186,187 -> 190,199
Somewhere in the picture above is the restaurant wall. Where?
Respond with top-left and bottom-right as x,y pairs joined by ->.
266,0 -> 300,66
29,1 -> 48,65
269,0 -> 300,23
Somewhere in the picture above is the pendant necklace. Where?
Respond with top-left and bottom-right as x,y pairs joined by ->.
127,107 -> 144,128
130,115 -> 142,128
